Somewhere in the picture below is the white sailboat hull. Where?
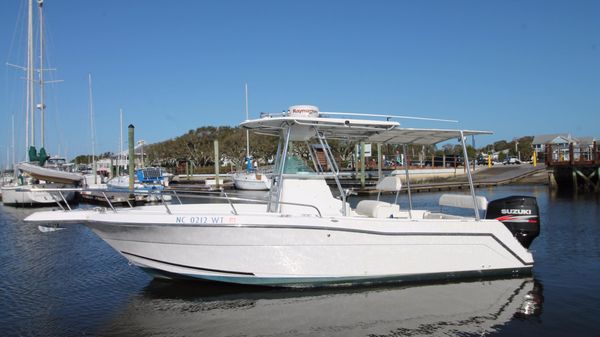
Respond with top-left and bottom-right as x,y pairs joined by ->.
233,172 -> 271,190
26,203 -> 533,286
1,184 -> 76,206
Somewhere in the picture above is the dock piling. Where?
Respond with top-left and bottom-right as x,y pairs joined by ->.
128,124 -> 135,193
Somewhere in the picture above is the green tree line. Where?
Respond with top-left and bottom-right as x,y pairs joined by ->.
70,126 -> 534,169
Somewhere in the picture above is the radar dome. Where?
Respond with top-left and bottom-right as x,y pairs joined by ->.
287,105 -> 320,117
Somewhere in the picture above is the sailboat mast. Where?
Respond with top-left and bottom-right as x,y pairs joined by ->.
12,114 -> 15,170
88,73 -> 96,184
26,0 -> 35,152
38,0 -> 45,148
245,83 -> 249,159
119,108 -> 123,176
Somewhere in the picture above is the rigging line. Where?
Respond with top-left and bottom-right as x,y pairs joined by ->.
4,0 -> 27,66
4,2 -> 28,161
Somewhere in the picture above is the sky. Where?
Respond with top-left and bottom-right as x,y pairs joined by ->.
1,0 -> 599,165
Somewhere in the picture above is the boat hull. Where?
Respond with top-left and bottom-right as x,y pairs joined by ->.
76,208 -> 533,286
17,162 -> 82,184
1,184 -> 76,206
233,172 -> 271,190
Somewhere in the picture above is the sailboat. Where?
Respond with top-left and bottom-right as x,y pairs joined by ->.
233,84 -> 272,191
1,0 -> 81,206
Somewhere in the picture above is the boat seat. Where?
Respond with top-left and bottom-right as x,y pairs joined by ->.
375,175 -> 402,193
355,200 -> 402,218
355,175 -> 403,218
439,194 -> 488,210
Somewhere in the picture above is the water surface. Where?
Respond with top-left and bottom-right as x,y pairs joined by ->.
1,185 -> 599,336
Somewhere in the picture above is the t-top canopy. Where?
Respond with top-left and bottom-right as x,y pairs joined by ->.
366,127 -> 492,145
240,106 -> 492,145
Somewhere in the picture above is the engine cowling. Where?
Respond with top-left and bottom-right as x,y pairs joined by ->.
486,196 -> 540,248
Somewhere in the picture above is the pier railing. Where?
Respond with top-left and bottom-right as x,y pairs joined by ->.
545,142 -> 600,167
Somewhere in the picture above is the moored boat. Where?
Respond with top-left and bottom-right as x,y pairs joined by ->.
233,170 -> 271,190
1,183 -> 76,206
26,105 -> 541,286
105,167 -> 171,202
233,84 -> 272,191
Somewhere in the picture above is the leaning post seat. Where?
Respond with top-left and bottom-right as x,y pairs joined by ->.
438,194 -> 488,211
355,175 -> 402,218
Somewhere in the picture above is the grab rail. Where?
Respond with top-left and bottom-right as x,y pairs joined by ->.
15,187 -> 323,218
159,191 -> 322,217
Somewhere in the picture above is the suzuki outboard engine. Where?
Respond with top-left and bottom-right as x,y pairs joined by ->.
486,196 -> 540,248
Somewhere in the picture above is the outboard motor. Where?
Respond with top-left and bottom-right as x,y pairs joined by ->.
486,196 -> 540,248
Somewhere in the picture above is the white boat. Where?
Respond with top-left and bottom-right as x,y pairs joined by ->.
233,83 -> 272,191
233,170 -> 271,190
105,167 -> 172,202
0,175 -> 12,201
106,167 -> 167,191
2,161 -> 82,206
1,183 -> 76,206
26,105 -> 541,286
106,175 -> 137,190
1,174 -> 13,186
17,162 -> 82,185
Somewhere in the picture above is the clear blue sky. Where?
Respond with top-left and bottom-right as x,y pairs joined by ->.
1,0 -> 599,164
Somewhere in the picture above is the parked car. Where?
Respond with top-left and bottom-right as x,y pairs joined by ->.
503,156 -> 521,165
477,154 -> 494,165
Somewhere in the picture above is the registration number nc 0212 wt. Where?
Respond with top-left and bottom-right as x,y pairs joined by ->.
175,216 -> 237,224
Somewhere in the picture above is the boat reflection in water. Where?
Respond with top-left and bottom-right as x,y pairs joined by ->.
100,277 -> 543,336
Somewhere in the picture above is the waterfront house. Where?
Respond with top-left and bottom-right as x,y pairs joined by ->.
532,133 -> 597,161
532,134 -> 573,154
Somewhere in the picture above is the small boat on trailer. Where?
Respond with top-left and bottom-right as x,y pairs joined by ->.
25,105 -> 540,287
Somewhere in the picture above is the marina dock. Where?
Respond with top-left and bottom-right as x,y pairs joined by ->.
77,166 -> 547,206
335,165 -> 547,195
545,142 -> 600,192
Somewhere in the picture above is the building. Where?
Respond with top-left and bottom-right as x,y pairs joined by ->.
532,134 -> 573,154
113,140 -> 148,170
533,133 -> 597,161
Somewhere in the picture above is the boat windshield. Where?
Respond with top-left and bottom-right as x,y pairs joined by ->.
283,155 -> 314,174
281,140 -> 317,175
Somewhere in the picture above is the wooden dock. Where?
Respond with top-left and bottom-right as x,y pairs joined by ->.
545,142 -> 600,192
345,165 -> 547,195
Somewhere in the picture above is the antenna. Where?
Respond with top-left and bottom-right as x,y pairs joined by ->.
245,83 -> 250,159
